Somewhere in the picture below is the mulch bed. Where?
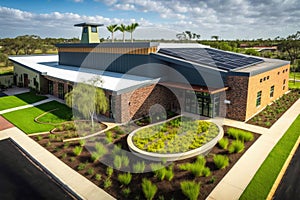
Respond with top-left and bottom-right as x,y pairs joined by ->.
30,125 -> 260,200
247,89 -> 300,128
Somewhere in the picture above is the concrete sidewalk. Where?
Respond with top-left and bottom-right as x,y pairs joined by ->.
207,98 -> 300,200
0,127 -> 115,200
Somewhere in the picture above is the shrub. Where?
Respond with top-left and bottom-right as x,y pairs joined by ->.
165,168 -> 174,181
103,178 -> 112,189
37,135 -> 42,141
122,187 -> 131,198
118,173 -> 132,185
142,179 -> 157,200
133,161 -> 145,173
155,168 -> 166,181
73,146 -> 83,156
91,152 -> 101,163
179,157 -> 210,177
77,163 -> 86,171
63,142 -> 70,149
208,176 -> 216,184
114,155 -> 122,169
213,155 -> 229,169
87,168 -> 94,176
112,145 -> 122,155
229,140 -> 245,153
61,153 -> 67,159
227,128 -> 254,142
180,181 -> 200,200
79,140 -> 86,146
227,128 -> 239,139
70,157 -> 75,162
106,167 -> 113,177
218,138 -> 229,149
121,155 -> 130,167
49,134 -> 56,140
150,163 -> 164,172
95,142 -> 107,154
95,174 -> 101,181
202,167 -> 211,177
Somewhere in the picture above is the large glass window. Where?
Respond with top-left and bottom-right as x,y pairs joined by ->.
48,80 -> 53,95
185,91 -> 217,118
270,85 -> 274,98
256,91 -> 262,107
58,83 -> 64,99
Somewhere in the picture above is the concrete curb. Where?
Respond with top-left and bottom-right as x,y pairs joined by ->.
266,135 -> 300,200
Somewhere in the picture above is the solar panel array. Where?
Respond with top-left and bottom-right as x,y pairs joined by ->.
157,48 -> 264,71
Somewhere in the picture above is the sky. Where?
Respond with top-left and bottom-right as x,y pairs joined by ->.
0,0 -> 299,40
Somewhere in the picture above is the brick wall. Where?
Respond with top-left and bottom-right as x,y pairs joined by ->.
114,84 -> 180,123
226,76 -> 249,121
245,64 -> 290,120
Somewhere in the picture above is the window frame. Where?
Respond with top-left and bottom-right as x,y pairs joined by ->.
256,91 -> 262,107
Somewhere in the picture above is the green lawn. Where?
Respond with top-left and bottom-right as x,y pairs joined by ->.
240,115 -> 300,200
289,81 -> 300,89
2,101 -> 73,134
289,72 -> 300,80
0,92 -> 47,111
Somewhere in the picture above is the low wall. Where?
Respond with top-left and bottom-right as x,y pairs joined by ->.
127,117 -> 224,162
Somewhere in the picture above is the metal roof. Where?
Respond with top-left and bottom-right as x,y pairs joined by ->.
9,55 -> 158,94
74,22 -> 104,27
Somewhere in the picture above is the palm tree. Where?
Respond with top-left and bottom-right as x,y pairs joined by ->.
126,23 -> 139,43
106,24 -> 118,42
117,24 -> 127,42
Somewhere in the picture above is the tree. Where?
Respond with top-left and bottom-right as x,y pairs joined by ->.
278,31 -> 300,84
176,31 -> 200,41
106,24 -> 118,42
117,24 -> 127,42
65,76 -> 108,127
211,35 -> 219,41
126,23 -> 139,43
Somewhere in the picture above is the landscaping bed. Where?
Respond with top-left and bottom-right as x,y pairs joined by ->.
31,124 -> 260,200
247,89 -> 300,128
131,117 -> 220,154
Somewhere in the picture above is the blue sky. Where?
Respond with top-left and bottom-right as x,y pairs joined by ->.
0,0 -> 299,40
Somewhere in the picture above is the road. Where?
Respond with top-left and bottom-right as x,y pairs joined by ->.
273,144 -> 300,200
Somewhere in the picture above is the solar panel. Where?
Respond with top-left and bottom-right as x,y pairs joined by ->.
157,47 -> 264,71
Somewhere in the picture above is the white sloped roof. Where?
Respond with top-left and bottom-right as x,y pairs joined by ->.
9,55 -> 159,94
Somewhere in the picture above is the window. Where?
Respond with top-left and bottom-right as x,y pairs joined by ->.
263,77 -> 266,81
267,76 -> 270,80
283,79 -> 286,90
256,91 -> 262,107
278,72 -> 280,75
48,80 -> 53,95
270,85 -> 274,98
260,78 -> 263,83
58,83 -> 64,99
83,27 -> 88,33
91,26 -> 97,33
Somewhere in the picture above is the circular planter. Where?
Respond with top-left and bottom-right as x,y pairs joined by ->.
127,118 -> 224,161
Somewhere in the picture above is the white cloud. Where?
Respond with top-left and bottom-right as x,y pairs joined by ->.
1,0 -> 300,40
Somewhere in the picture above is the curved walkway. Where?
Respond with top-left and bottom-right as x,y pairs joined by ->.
207,98 -> 300,200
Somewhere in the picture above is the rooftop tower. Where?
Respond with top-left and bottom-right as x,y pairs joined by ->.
74,22 -> 103,43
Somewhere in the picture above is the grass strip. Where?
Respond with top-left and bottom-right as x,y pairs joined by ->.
240,115 -> 300,200
0,92 -> 47,111
2,101 -> 72,134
